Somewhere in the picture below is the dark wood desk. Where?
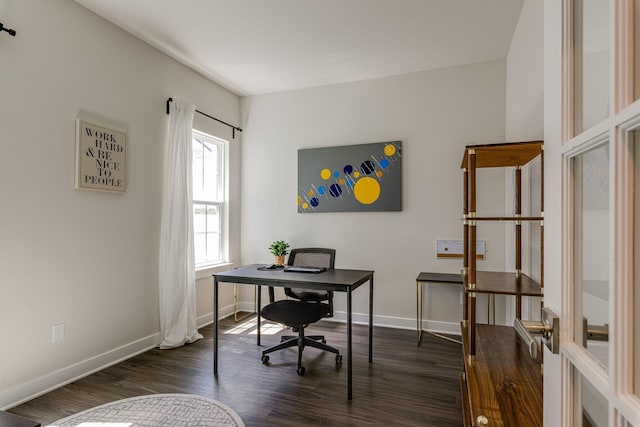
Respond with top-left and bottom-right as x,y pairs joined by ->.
213,264 -> 374,400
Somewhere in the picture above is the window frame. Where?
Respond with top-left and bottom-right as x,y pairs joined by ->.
191,129 -> 229,275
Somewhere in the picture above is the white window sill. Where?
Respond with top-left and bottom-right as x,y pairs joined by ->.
195,262 -> 235,280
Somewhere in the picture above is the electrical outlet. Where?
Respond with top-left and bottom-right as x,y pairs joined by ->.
52,323 -> 65,343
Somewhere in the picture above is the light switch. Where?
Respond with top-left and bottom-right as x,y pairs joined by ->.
436,239 -> 486,259
52,323 -> 65,343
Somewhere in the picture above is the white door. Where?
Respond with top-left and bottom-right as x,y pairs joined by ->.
549,0 -> 640,425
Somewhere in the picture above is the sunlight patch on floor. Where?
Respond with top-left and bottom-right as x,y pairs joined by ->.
224,317 -> 284,335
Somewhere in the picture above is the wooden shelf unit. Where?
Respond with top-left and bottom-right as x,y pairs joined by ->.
462,140 -> 544,355
460,141 -> 544,427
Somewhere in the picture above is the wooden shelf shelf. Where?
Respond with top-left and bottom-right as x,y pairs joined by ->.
464,271 -> 542,297
460,323 -> 543,427
461,140 -> 543,169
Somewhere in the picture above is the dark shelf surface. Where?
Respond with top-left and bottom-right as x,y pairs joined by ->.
463,271 -> 542,296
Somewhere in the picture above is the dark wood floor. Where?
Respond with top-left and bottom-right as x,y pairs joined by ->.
10,315 -> 463,426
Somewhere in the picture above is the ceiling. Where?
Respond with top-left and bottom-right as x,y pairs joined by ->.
76,0 -> 524,96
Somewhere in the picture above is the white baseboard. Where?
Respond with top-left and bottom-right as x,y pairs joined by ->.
1,333 -> 160,410
329,311 -> 461,336
198,302 -> 235,327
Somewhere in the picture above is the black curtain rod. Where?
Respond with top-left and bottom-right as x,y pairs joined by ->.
166,97 -> 242,139
0,22 -> 16,36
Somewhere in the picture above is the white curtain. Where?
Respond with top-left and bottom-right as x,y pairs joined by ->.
159,97 -> 203,349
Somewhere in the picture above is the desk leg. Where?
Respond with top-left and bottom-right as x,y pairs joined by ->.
416,280 -> 422,345
416,279 -> 463,347
369,276 -> 373,364
257,285 -> 261,346
347,287 -> 353,400
214,277 -> 219,375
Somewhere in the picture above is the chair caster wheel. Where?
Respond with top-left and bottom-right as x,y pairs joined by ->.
336,354 -> 342,364
297,366 -> 306,375
261,355 -> 269,364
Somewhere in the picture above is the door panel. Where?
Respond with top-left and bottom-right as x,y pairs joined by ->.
559,0 -> 640,425
573,143 -> 610,371
573,0 -> 610,134
577,366 -> 610,426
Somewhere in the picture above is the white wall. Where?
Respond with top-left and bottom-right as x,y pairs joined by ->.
0,0 -> 240,408
239,60 -> 508,330
502,0 -> 544,324
506,0 -> 544,141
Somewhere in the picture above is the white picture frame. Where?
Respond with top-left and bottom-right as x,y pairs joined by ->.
75,119 -> 127,193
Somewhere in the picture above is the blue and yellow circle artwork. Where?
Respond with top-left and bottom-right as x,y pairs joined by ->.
297,141 -> 402,213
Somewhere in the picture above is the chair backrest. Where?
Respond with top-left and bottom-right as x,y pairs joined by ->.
288,248 -> 335,269
285,248 -> 335,316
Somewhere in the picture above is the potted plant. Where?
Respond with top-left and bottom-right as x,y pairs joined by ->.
268,240 -> 290,266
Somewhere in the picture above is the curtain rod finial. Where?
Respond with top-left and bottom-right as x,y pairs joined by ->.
0,22 -> 16,36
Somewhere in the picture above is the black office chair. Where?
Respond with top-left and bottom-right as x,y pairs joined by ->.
260,248 -> 342,375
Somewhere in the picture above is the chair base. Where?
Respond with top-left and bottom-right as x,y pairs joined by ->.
280,334 -> 326,344
261,328 -> 341,375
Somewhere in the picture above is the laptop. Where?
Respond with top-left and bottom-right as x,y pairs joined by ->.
283,266 -> 327,274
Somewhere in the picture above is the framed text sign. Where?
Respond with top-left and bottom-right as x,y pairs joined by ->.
75,119 -> 126,193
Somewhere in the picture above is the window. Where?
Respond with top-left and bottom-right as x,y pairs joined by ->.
192,129 -> 226,268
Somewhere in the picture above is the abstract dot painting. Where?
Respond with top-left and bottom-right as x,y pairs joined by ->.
297,141 -> 402,213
